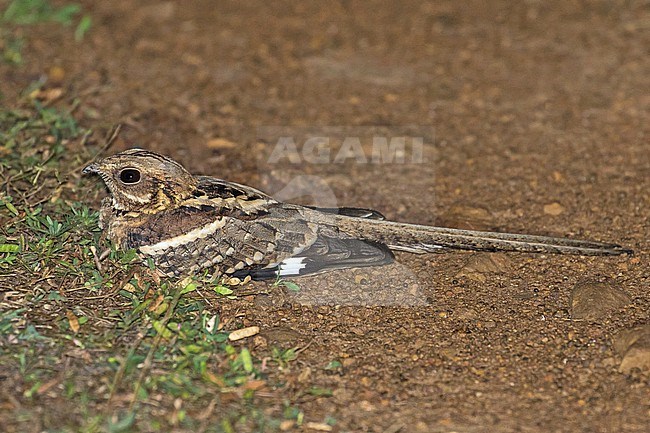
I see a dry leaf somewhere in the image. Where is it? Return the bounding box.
[66,310,80,333]
[148,293,165,312]
[243,379,267,391]
[543,202,565,216]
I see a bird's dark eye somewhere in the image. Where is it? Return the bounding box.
[119,168,141,184]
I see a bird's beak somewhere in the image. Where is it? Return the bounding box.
[82,163,99,175]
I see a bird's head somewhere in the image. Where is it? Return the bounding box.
[83,149,198,212]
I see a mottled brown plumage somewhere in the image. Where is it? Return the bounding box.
[83,149,631,279]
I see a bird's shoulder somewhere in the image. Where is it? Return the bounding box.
[193,176,272,201]
[176,176,278,219]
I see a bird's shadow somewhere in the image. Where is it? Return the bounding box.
[272,261,430,306]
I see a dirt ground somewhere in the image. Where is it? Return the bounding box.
[2,0,649,431]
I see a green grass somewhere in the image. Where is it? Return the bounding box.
[3,0,80,25]
[1,0,91,64]
[0,89,305,432]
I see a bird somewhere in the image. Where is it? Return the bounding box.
[82,149,632,280]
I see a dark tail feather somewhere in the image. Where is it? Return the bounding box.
[234,235,394,280]
[331,216,632,256]
[305,206,386,220]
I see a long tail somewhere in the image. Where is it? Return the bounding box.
[327,215,632,256]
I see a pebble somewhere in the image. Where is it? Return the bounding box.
[455,254,513,283]
[48,65,66,83]
[279,420,295,431]
[543,202,565,216]
[612,325,650,373]
[304,422,333,431]
[570,281,631,320]
[261,326,303,344]
[206,138,237,149]
[354,274,369,285]
[437,204,492,230]
[454,307,479,320]
[228,326,260,341]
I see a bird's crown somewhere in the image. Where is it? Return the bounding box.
[83,149,198,212]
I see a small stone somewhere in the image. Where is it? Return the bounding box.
[354,274,368,285]
[228,326,260,341]
[437,203,492,230]
[32,87,64,104]
[138,2,175,21]
[456,254,512,282]
[252,335,267,348]
[552,171,565,182]
[384,93,398,102]
[613,325,650,373]
[455,307,479,320]
[206,138,237,149]
[483,320,497,329]
[619,340,650,374]
[333,388,354,404]
[279,420,295,431]
[297,366,312,382]
[543,202,565,216]
[261,326,303,344]
[304,422,333,431]
[570,281,631,320]
[181,53,203,66]
[438,347,459,360]
[48,65,65,83]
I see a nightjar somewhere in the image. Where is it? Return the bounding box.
[83,149,631,280]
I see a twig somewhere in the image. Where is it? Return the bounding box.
[73,124,123,175]
[90,245,102,272]
[107,329,146,407]
[128,281,184,411]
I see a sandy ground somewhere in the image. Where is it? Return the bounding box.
[2,0,648,431]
